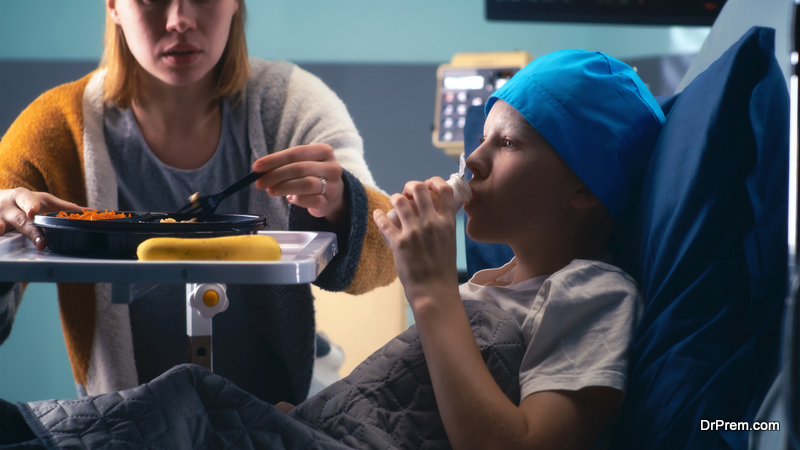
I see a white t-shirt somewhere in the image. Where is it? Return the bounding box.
[459,258,642,401]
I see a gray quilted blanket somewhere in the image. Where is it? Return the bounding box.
[15,300,524,449]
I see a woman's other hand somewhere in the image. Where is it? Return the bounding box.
[274,401,296,414]
[252,144,346,226]
[0,188,83,250]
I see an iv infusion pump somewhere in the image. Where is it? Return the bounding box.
[433,51,534,157]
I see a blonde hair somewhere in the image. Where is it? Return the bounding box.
[100,0,251,109]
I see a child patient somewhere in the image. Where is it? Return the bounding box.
[373,49,665,449]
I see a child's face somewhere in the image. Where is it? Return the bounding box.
[464,100,584,247]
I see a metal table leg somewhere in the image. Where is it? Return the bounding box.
[186,283,228,371]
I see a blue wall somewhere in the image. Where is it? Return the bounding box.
[0,0,708,403]
[0,283,73,402]
[0,0,708,63]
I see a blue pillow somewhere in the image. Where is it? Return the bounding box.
[611,26,789,449]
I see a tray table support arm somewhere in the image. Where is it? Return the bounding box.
[186,283,228,371]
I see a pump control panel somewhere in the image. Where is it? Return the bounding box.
[433,51,533,157]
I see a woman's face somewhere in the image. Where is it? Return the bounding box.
[464,100,583,247]
[107,0,239,89]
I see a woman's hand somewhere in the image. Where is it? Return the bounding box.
[252,144,346,226]
[0,188,83,250]
[274,401,296,414]
[373,177,459,306]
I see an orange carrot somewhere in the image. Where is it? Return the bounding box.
[56,209,129,220]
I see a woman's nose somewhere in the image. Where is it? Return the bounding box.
[166,0,196,33]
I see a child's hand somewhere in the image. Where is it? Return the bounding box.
[373,177,460,306]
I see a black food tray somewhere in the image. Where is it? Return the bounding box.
[34,211,267,259]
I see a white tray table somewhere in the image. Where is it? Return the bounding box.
[0,230,338,371]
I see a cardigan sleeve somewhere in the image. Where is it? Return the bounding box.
[276,65,381,191]
[0,75,90,204]
[278,66,396,294]
[290,170,395,295]
[0,75,92,345]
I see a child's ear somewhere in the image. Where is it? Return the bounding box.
[570,185,602,209]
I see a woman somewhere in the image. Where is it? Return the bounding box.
[0,0,395,404]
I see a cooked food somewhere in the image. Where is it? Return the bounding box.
[159,217,198,223]
[56,209,129,220]
[136,234,282,261]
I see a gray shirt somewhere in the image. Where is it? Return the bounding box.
[104,100,250,214]
[104,99,288,399]
[460,258,641,400]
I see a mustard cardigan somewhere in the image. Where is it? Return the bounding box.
[0,59,396,400]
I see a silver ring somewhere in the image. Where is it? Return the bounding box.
[318,177,327,195]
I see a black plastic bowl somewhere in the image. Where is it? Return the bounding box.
[34,211,268,259]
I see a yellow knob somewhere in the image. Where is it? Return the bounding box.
[202,289,219,307]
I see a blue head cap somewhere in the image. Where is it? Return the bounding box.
[485,49,665,222]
